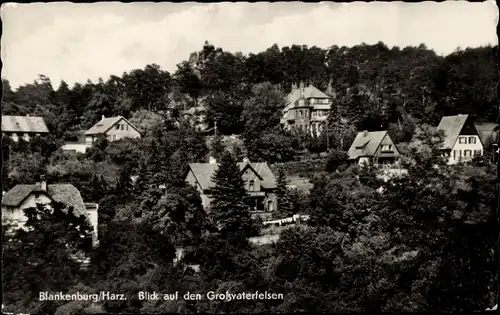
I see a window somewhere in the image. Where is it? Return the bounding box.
[381,144,393,152]
[458,137,467,144]
[126,125,129,130]
[468,137,476,144]
[453,150,456,160]
[322,99,329,104]
[474,150,481,156]
[115,124,120,130]
[121,124,125,130]
[464,150,472,157]
[249,180,255,191]
[112,135,117,141]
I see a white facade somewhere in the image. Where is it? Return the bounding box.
[85,119,141,145]
[446,135,483,164]
[2,192,99,246]
[61,143,91,153]
[2,192,52,227]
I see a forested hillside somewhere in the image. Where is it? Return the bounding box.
[2,41,499,314]
[3,41,498,138]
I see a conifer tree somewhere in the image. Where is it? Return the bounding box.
[211,132,225,160]
[209,150,253,239]
[275,166,294,218]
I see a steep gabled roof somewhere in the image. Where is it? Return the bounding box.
[2,184,91,224]
[187,162,277,191]
[347,131,389,160]
[2,116,49,133]
[286,85,330,106]
[84,116,141,135]
[436,114,470,150]
[474,122,498,146]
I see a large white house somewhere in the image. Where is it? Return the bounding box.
[1,177,99,246]
[2,115,49,142]
[437,114,483,164]
[281,82,332,136]
[84,115,141,145]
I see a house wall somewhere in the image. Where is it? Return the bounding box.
[264,192,277,212]
[61,143,91,153]
[374,134,400,162]
[2,193,52,229]
[85,135,95,145]
[449,135,483,164]
[4,132,42,142]
[87,209,98,237]
[241,168,262,191]
[105,120,141,142]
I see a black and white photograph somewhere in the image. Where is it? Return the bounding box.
[1,1,499,313]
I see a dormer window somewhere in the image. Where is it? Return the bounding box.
[381,144,393,152]
[249,180,255,191]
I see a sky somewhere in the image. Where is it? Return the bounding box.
[1,1,498,89]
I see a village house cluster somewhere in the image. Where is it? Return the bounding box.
[2,83,498,243]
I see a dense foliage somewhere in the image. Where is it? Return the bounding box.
[2,41,499,314]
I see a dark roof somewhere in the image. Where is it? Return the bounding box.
[347,131,389,160]
[2,115,49,133]
[474,122,498,146]
[84,116,141,135]
[437,114,469,150]
[286,85,329,106]
[187,162,277,191]
[2,184,90,223]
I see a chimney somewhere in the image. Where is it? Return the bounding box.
[40,175,47,191]
[243,157,249,163]
[209,156,217,164]
[363,130,368,137]
[299,81,305,98]
[291,83,297,93]
[101,115,105,120]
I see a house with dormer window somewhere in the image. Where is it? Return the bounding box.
[184,157,277,218]
[281,82,332,136]
[84,115,141,145]
[347,130,400,166]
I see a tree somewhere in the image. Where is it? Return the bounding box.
[128,110,164,135]
[242,83,287,159]
[178,120,209,162]
[205,91,245,135]
[211,133,225,160]
[88,220,175,313]
[325,149,349,172]
[143,184,208,247]
[174,61,203,103]
[274,166,294,218]
[3,202,93,314]
[209,151,254,240]
[248,127,302,163]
